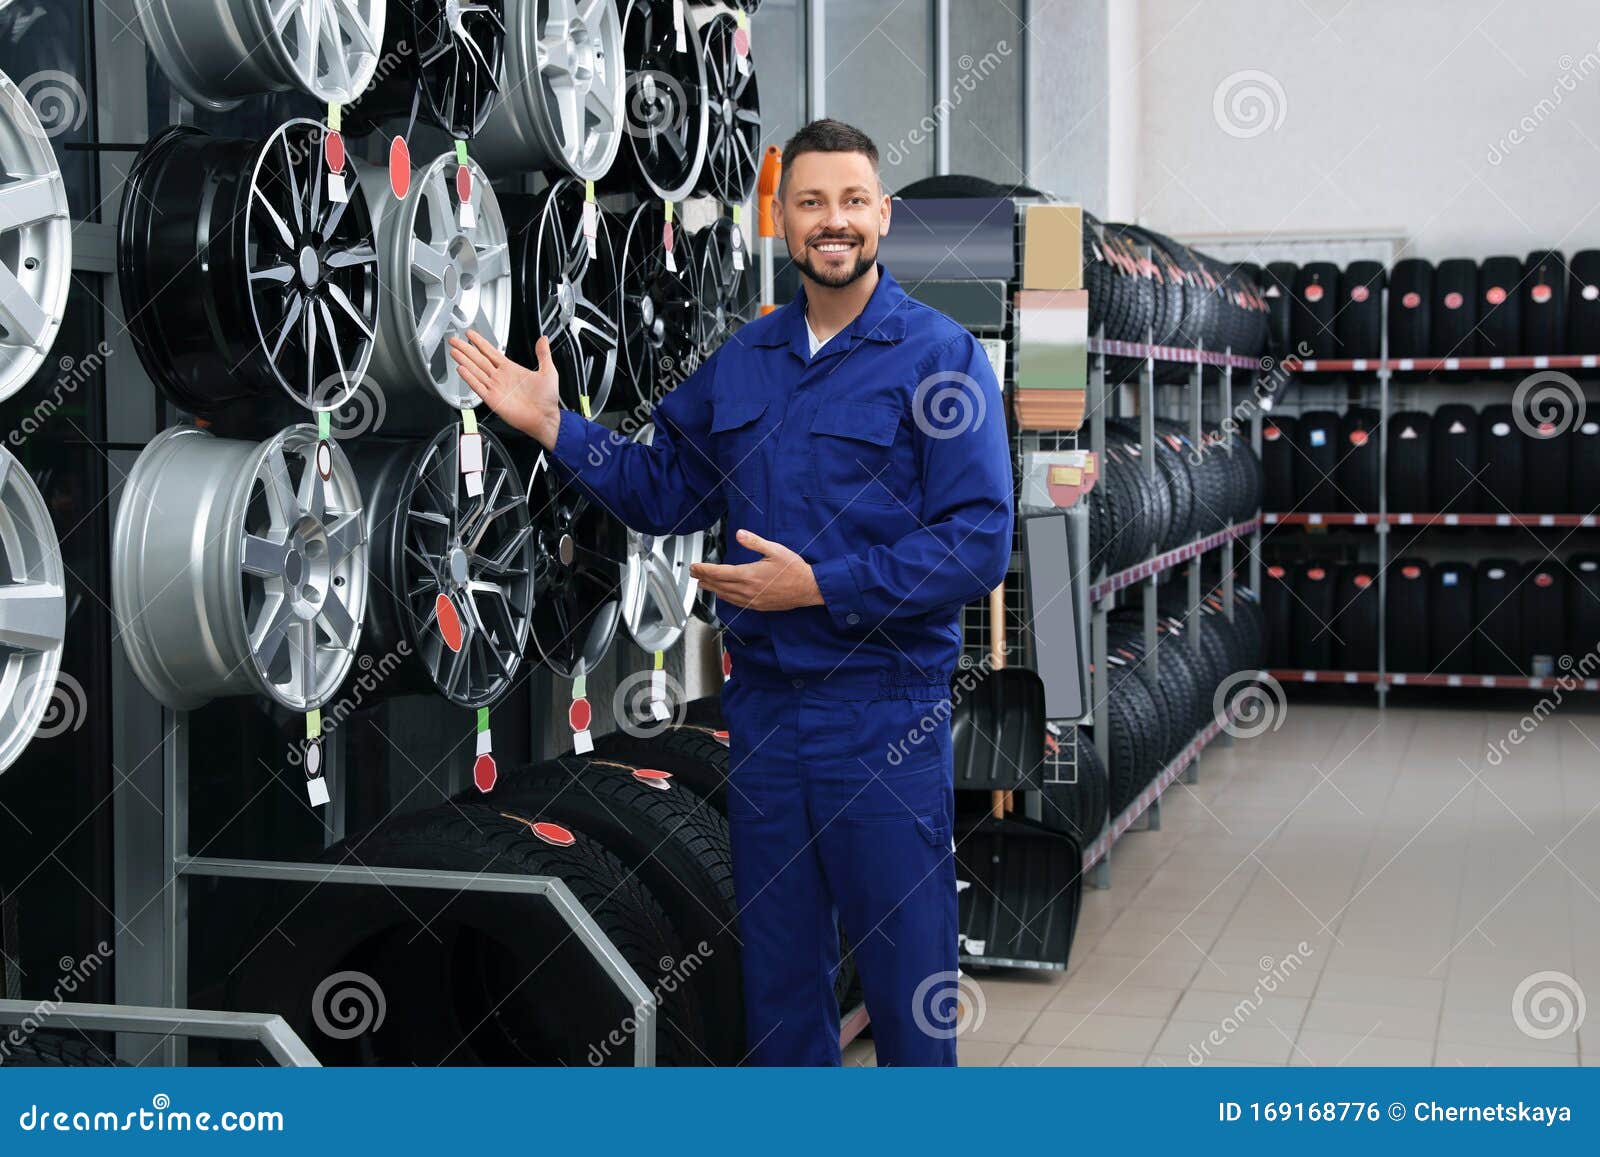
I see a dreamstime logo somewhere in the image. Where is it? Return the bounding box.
[311,970,387,1040]
[1215,670,1286,739]
[912,371,986,440]
[1212,70,1287,138]
[883,41,1014,167]
[911,970,985,1039]
[613,668,687,739]
[1512,369,1585,438]
[311,372,387,438]
[1485,644,1600,765]
[18,670,88,739]
[1188,942,1313,1065]
[9,341,112,446]
[586,939,713,1065]
[286,642,411,766]
[4,71,88,140]
[0,940,113,1061]
[622,69,689,141]
[1512,970,1586,1040]
[1488,48,1600,164]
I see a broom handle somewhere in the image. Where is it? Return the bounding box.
[988,585,1008,820]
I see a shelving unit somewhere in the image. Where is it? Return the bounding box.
[1267,513,1600,527]
[1267,669,1600,692]
[1080,332,1263,887]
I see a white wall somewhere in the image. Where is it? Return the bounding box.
[1131,0,1600,260]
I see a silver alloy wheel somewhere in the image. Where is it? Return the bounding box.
[619,423,701,653]
[474,0,626,180]
[113,425,368,713]
[138,0,387,109]
[0,71,71,403]
[0,447,66,773]
[360,153,513,408]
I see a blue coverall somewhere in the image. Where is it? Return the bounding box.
[550,264,1014,1065]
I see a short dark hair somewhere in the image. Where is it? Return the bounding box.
[778,119,880,195]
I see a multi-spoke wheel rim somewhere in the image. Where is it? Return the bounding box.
[527,450,623,678]
[692,218,754,355]
[113,425,368,712]
[0,447,66,773]
[363,153,511,408]
[699,12,761,204]
[619,424,701,652]
[0,71,71,403]
[348,1,507,138]
[610,0,708,200]
[119,120,380,415]
[616,200,701,411]
[138,0,387,109]
[475,0,626,180]
[510,178,620,414]
[357,427,534,707]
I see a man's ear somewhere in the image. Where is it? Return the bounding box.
[879,190,892,237]
[770,196,785,241]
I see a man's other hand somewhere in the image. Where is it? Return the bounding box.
[449,330,563,449]
[691,530,825,611]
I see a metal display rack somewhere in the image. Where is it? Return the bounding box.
[1264,288,1600,701]
[1080,332,1264,887]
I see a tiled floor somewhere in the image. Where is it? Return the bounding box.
[842,702,1600,1067]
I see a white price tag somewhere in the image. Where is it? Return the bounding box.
[650,667,670,720]
[464,470,484,498]
[459,431,484,474]
[477,728,494,757]
[328,171,348,204]
[582,199,598,260]
[674,0,686,50]
[573,728,594,755]
[459,200,476,230]
[307,775,331,807]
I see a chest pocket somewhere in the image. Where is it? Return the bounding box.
[807,401,905,506]
[709,399,771,506]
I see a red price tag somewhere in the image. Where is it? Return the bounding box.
[389,136,411,199]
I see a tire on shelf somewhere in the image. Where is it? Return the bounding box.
[138,0,386,108]
[1475,255,1523,360]
[1337,406,1381,513]
[1335,563,1379,672]
[1566,554,1600,661]
[1336,260,1385,373]
[117,120,381,416]
[473,0,627,180]
[0,1034,122,1067]
[1262,563,1294,668]
[1290,262,1339,361]
[350,426,534,708]
[343,1,506,139]
[1290,562,1336,671]
[1386,559,1430,674]
[112,425,368,712]
[463,755,743,1064]
[1521,564,1566,674]
[1428,561,1475,674]
[1261,416,1297,513]
[1520,396,1572,514]
[1570,412,1600,514]
[1262,261,1297,359]
[1292,410,1340,513]
[1387,410,1432,513]
[1566,250,1600,354]
[1430,403,1480,513]
[1477,402,1526,513]
[1473,559,1523,675]
[1388,258,1433,373]
[230,802,709,1065]
[591,725,730,813]
[1522,250,1569,356]
[1432,258,1478,358]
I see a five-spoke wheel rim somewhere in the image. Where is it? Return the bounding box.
[364,152,512,408]
[620,424,701,653]
[0,447,66,773]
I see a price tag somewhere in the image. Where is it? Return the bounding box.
[324,114,348,204]
[663,201,677,273]
[455,148,476,230]
[674,0,686,51]
[473,707,497,793]
[305,709,328,807]
[306,773,330,808]
[583,180,598,260]
[459,409,484,496]
[734,12,751,74]
[570,674,593,754]
[650,651,670,721]
[314,417,335,500]
[328,170,348,203]
[579,394,592,419]
[731,206,746,271]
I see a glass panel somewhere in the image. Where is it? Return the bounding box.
[0,0,97,220]
[947,0,1026,182]
[750,0,807,157]
[823,0,935,190]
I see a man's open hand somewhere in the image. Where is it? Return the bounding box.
[691,529,824,611]
[449,330,563,449]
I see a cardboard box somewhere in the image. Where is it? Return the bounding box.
[1021,204,1085,290]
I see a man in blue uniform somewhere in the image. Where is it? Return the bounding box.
[450,119,1013,1066]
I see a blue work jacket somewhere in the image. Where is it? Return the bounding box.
[550,264,1014,699]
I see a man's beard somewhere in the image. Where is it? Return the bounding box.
[791,233,876,288]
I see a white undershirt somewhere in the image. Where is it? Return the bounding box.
[806,317,826,357]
